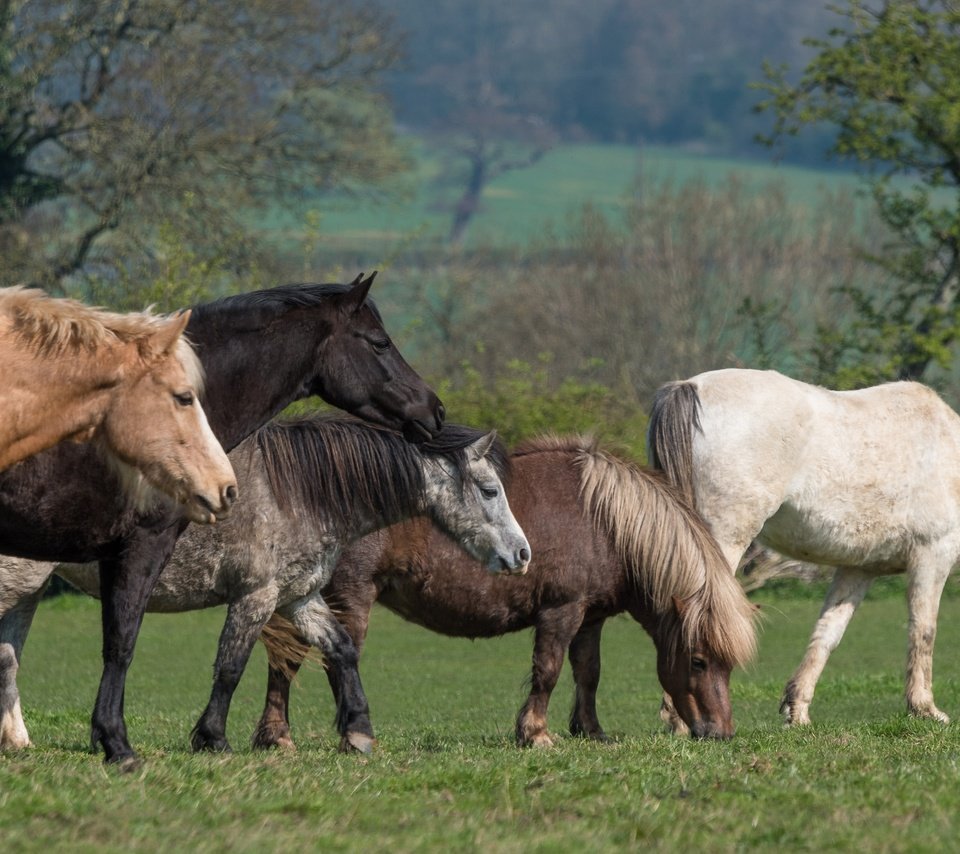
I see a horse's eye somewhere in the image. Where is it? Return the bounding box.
[480,485,499,500]
[691,657,708,673]
[371,339,390,354]
[174,391,194,407]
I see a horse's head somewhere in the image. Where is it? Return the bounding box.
[423,428,531,574]
[651,595,739,740]
[102,311,238,525]
[310,272,444,443]
[655,645,734,740]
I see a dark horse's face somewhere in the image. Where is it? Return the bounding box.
[656,644,734,740]
[312,273,444,442]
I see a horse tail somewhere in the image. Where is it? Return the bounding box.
[647,380,702,507]
[259,613,318,680]
[578,444,757,669]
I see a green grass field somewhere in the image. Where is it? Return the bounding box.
[4,584,960,851]
[267,142,864,259]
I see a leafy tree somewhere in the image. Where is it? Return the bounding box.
[757,0,960,384]
[0,0,407,295]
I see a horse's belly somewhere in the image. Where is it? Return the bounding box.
[377,575,531,638]
[758,503,913,570]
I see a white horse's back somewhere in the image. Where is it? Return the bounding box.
[648,367,960,726]
[688,369,960,569]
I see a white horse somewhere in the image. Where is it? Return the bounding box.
[0,416,530,753]
[648,367,960,726]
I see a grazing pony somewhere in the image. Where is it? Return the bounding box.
[251,435,757,750]
[0,287,236,521]
[648,368,960,726]
[0,417,529,754]
[0,272,444,766]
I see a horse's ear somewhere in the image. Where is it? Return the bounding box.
[340,270,377,315]
[469,430,498,461]
[142,310,190,360]
[672,595,690,618]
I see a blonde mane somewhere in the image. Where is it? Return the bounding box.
[528,434,757,668]
[0,286,204,388]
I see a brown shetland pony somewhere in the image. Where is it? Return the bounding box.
[0,287,236,522]
[255,435,758,749]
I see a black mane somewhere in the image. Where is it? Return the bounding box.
[191,281,383,324]
[255,415,504,533]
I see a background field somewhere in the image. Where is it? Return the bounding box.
[269,142,864,259]
[4,582,960,851]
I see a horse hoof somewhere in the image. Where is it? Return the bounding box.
[911,707,950,725]
[342,732,376,754]
[198,741,232,753]
[0,733,31,751]
[108,754,143,773]
[192,735,232,753]
[522,732,554,748]
[251,730,296,751]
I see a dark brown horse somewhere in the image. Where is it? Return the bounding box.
[254,435,758,749]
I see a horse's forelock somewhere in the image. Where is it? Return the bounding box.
[421,423,511,483]
[577,445,757,669]
[174,336,205,394]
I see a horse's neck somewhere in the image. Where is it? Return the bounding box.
[0,333,125,468]
[189,309,330,451]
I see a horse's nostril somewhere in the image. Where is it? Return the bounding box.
[224,485,238,505]
[435,402,446,427]
[519,547,530,564]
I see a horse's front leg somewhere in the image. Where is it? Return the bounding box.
[905,554,953,724]
[568,619,610,742]
[277,594,375,754]
[780,567,872,726]
[192,585,279,752]
[92,526,182,768]
[517,605,585,748]
[1,570,53,750]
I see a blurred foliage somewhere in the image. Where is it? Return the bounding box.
[434,356,649,460]
[756,0,960,386]
[0,0,407,291]
[387,0,838,160]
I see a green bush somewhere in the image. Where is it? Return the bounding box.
[433,356,649,460]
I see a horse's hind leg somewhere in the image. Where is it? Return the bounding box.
[568,619,609,741]
[0,579,50,750]
[192,586,279,752]
[278,594,375,754]
[252,615,309,751]
[517,605,585,748]
[905,554,953,723]
[781,567,872,726]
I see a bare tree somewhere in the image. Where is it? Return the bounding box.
[0,0,407,293]
[442,108,554,246]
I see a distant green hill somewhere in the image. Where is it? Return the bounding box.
[262,141,865,260]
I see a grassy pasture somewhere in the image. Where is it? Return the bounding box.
[268,142,863,258]
[4,584,960,851]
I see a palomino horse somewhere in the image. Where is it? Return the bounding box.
[648,368,960,726]
[249,435,757,750]
[0,417,529,754]
[0,287,236,522]
[0,272,444,766]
